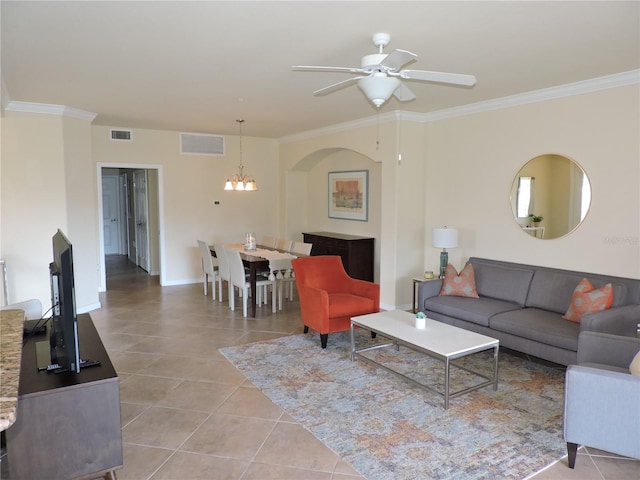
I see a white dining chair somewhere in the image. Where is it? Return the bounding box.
[213,243,235,304]
[267,257,294,311]
[283,241,312,300]
[276,238,293,251]
[224,247,276,316]
[261,235,277,248]
[197,240,222,301]
[290,241,312,256]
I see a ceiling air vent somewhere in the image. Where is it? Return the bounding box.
[180,133,225,156]
[110,129,132,141]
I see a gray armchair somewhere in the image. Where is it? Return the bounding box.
[563,331,640,468]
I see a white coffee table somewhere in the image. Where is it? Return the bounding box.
[350,310,499,409]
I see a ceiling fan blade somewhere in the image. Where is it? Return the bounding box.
[380,49,417,71]
[393,83,416,102]
[292,65,365,74]
[400,69,477,86]
[313,76,365,96]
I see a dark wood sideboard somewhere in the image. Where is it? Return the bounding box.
[303,231,374,281]
[6,314,122,480]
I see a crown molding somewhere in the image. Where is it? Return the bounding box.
[278,70,640,142]
[422,69,640,122]
[5,101,97,122]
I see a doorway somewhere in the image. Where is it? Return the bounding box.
[97,164,164,292]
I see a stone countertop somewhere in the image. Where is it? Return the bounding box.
[0,309,24,431]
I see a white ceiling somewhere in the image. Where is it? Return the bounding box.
[2,1,639,139]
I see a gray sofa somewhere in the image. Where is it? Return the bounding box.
[417,257,640,365]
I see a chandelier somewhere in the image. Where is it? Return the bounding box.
[224,119,257,191]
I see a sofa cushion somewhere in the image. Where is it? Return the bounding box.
[439,263,479,298]
[489,308,580,351]
[424,296,521,327]
[526,270,625,314]
[562,279,613,322]
[328,293,376,318]
[470,260,534,306]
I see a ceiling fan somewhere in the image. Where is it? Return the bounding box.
[292,33,476,108]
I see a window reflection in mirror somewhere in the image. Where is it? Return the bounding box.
[510,154,591,240]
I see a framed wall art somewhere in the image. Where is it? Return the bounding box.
[328,170,368,221]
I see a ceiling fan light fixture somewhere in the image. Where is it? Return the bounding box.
[358,74,401,107]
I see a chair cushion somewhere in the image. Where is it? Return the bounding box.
[328,293,376,318]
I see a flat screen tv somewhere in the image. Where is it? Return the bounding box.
[48,229,81,373]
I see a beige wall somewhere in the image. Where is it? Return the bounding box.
[1,83,638,313]
[424,84,639,279]
[92,125,280,285]
[0,112,100,311]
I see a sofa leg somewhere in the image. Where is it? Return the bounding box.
[303,325,309,333]
[567,442,578,469]
[371,332,377,339]
[320,334,328,348]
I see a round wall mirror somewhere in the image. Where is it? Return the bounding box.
[510,154,591,240]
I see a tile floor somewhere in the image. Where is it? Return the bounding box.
[2,255,638,479]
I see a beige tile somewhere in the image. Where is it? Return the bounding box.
[528,455,603,480]
[149,451,249,480]
[155,380,237,412]
[120,402,149,427]
[180,413,275,460]
[216,385,283,420]
[241,462,332,480]
[117,443,173,480]
[591,455,640,480]
[122,406,208,449]
[139,356,246,384]
[118,374,182,404]
[333,459,363,476]
[109,350,162,374]
[253,422,339,472]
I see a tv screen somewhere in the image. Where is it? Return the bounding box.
[49,229,81,373]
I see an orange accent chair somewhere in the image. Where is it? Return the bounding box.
[291,255,380,348]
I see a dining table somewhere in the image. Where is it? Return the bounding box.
[210,244,300,318]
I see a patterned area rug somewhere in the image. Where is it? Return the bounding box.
[220,331,566,480]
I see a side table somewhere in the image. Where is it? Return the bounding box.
[412,277,439,312]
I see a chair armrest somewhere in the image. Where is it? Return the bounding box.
[580,304,640,337]
[296,284,331,330]
[417,279,443,312]
[348,279,380,309]
[564,365,640,460]
[577,331,640,368]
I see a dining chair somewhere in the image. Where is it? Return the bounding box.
[276,238,293,251]
[212,243,235,303]
[290,241,312,256]
[224,247,276,316]
[197,240,222,301]
[261,235,277,248]
[282,241,312,300]
[268,257,294,311]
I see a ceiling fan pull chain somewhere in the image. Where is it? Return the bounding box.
[376,110,380,150]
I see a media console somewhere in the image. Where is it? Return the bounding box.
[6,313,122,479]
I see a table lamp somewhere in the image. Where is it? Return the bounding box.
[433,227,458,278]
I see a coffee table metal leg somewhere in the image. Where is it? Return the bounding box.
[350,322,355,361]
[445,358,451,409]
[493,346,499,390]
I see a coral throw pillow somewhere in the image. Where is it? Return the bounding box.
[562,278,613,323]
[440,263,479,298]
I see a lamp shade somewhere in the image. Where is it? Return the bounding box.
[433,227,458,249]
